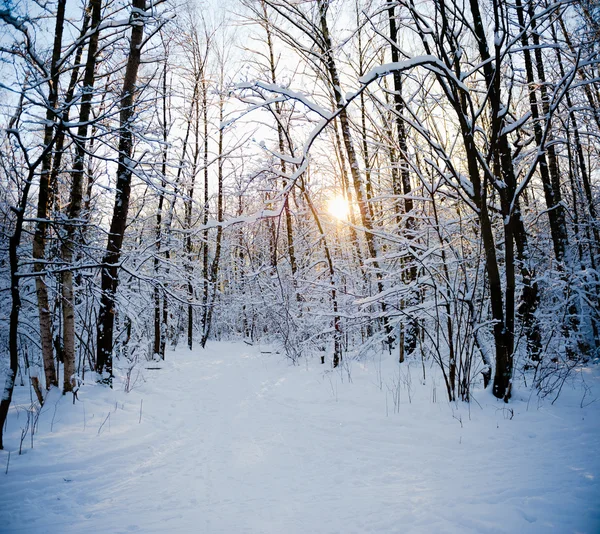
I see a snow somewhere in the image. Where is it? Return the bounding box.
[500,112,531,137]
[360,56,470,95]
[235,81,333,120]
[1,341,599,533]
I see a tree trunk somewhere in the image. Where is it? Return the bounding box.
[515,0,568,263]
[201,87,225,348]
[1,92,46,448]
[550,22,600,350]
[154,55,170,360]
[317,0,393,349]
[201,72,210,347]
[33,0,67,390]
[387,0,418,357]
[262,2,299,289]
[96,0,146,382]
[186,79,201,350]
[49,1,92,207]
[61,0,102,393]
[299,179,342,367]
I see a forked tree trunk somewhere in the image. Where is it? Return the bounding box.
[184,28,208,349]
[61,0,102,393]
[49,1,92,205]
[186,78,201,350]
[464,0,517,400]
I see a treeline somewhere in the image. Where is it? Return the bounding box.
[1,0,599,447]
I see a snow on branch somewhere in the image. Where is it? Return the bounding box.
[235,81,333,120]
[358,55,470,94]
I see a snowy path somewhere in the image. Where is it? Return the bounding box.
[1,342,599,533]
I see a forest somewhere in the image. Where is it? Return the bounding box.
[0,0,599,530]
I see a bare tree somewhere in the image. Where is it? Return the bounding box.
[96,0,148,383]
[60,0,103,393]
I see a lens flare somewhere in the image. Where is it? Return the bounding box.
[327,195,350,221]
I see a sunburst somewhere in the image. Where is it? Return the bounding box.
[327,195,350,221]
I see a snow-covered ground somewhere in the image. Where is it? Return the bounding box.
[1,341,599,533]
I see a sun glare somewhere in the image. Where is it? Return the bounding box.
[327,195,350,221]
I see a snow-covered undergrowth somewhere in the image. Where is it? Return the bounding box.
[1,341,599,533]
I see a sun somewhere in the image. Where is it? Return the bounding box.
[327,195,350,221]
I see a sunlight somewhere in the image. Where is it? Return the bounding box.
[327,195,350,221]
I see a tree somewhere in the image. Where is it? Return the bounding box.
[96,0,148,383]
[60,0,103,393]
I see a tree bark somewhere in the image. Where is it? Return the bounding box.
[201,70,210,347]
[96,0,146,382]
[515,0,568,262]
[1,92,49,448]
[262,2,299,287]
[154,55,169,360]
[299,178,343,367]
[33,0,67,390]
[387,0,418,358]
[317,0,394,349]
[201,84,225,348]
[61,0,102,393]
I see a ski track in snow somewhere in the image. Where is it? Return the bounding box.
[1,341,599,533]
